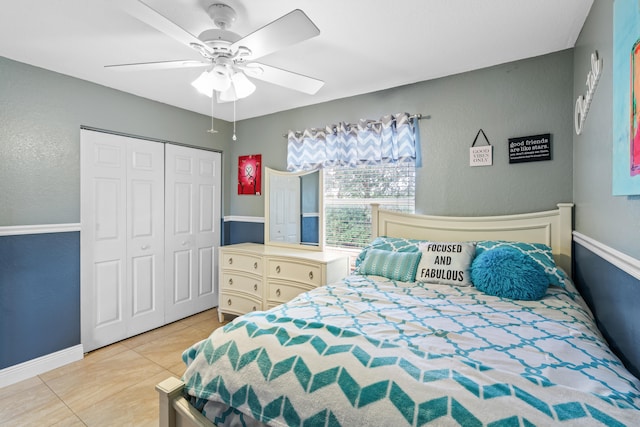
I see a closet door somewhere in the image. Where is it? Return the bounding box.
[81,130,165,352]
[126,139,166,336]
[165,145,221,323]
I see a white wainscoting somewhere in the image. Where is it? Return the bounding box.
[224,216,264,223]
[0,223,81,236]
[573,231,640,281]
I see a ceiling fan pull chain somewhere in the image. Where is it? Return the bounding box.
[232,97,237,141]
[207,89,218,134]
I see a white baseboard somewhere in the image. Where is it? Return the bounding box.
[0,345,84,388]
[573,231,640,281]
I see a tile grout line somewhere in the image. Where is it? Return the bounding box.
[39,376,89,426]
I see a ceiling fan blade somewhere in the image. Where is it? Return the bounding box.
[113,0,212,56]
[240,63,324,95]
[105,60,209,71]
[231,9,320,61]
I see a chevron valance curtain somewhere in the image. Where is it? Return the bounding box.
[287,113,422,171]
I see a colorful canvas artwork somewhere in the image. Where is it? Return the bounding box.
[613,0,640,195]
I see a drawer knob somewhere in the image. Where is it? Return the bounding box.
[309,271,314,280]
[227,299,232,306]
[276,265,281,274]
[253,262,258,269]
[228,257,233,265]
[254,283,258,291]
[276,288,281,297]
[228,278,233,286]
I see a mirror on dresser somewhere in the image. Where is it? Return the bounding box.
[264,167,323,250]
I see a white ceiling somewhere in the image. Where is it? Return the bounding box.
[0,0,593,122]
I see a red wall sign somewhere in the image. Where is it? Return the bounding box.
[238,154,261,195]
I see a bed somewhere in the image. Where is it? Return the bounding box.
[157,203,640,426]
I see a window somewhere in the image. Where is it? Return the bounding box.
[324,162,415,251]
[286,112,421,263]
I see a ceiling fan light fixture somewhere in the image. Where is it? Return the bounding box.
[231,72,256,98]
[211,71,232,91]
[219,72,256,101]
[212,63,227,77]
[191,67,232,96]
[191,70,215,96]
[219,85,236,102]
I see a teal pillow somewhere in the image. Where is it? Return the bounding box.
[471,247,549,300]
[355,236,427,268]
[475,240,568,288]
[356,249,422,282]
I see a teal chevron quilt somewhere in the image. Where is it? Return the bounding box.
[182,276,640,426]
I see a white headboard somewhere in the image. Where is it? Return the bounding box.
[371,203,574,276]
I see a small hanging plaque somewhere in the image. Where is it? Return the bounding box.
[508,134,551,164]
[470,129,493,167]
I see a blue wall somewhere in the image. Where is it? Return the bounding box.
[0,232,80,369]
[573,243,640,379]
[223,217,317,246]
[301,216,319,245]
[224,221,264,245]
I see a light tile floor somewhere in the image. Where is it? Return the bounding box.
[0,308,227,426]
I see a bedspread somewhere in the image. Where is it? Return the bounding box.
[181,276,640,426]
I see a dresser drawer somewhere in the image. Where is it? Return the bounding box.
[220,272,262,297]
[221,252,262,275]
[267,259,321,286]
[220,293,261,315]
[268,281,313,304]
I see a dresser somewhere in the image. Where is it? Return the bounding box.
[218,243,350,322]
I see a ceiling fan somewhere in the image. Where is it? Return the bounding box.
[108,0,324,101]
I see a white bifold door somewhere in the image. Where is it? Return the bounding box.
[81,130,221,352]
[164,144,221,323]
[81,130,165,351]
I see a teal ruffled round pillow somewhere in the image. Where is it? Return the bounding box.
[471,247,549,300]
